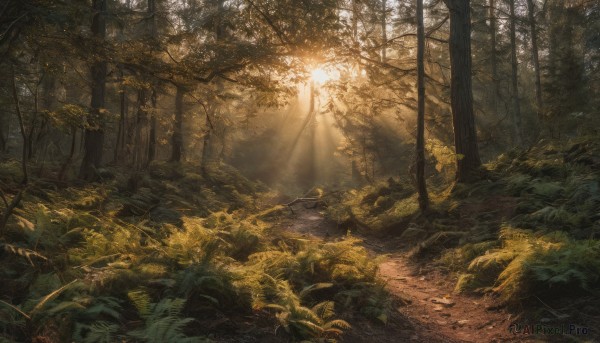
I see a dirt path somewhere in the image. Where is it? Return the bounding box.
[279,206,526,343]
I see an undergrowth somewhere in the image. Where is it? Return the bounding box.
[0,161,388,342]
[438,137,600,307]
[329,136,600,311]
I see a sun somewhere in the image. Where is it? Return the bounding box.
[310,67,339,84]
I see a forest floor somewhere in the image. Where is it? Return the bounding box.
[278,204,533,343]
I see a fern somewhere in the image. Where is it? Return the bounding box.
[127,291,208,343]
[266,281,350,340]
[73,321,119,343]
[457,226,600,302]
[1,243,47,266]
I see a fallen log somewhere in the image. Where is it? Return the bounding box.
[285,197,320,213]
[285,197,319,207]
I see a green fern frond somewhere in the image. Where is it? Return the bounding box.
[1,243,47,266]
[311,301,335,321]
[74,321,119,343]
[299,283,334,299]
[127,296,208,343]
[127,290,152,318]
[290,319,324,336]
[29,279,79,318]
[323,319,351,330]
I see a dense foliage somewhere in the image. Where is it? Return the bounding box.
[1,0,598,341]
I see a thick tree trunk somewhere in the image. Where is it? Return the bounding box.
[170,85,185,162]
[509,0,523,146]
[444,0,481,183]
[527,0,543,124]
[79,0,107,181]
[201,0,226,173]
[416,0,429,211]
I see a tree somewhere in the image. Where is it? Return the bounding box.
[381,0,388,63]
[79,0,108,180]
[416,0,428,210]
[526,0,543,124]
[170,85,186,162]
[544,0,588,137]
[508,0,523,145]
[443,0,481,182]
[489,0,499,114]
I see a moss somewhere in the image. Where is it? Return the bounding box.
[0,159,24,183]
[454,273,484,293]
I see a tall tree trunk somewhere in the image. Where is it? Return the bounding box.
[215,0,225,40]
[0,127,5,153]
[509,0,523,146]
[307,81,316,187]
[201,0,225,173]
[114,68,127,163]
[148,90,157,164]
[489,0,499,113]
[351,158,361,184]
[26,81,39,160]
[36,74,54,162]
[416,0,429,211]
[352,0,358,43]
[201,110,213,172]
[381,0,387,63]
[444,0,481,183]
[527,0,543,126]
[133,88,149,170]
[146,0,157,165]
[59,126,77,181]
[11,71,28,185]
[79,0,107,181]
[0,108,7,152]
[170,85,185,162]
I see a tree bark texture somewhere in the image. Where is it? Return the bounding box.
[381,0,387,63]
[444,0,481,182]
[416,0,429,210]
[114,70,127,163]
[133,88,149,170]
[527,0,543,123]
[11,71,28,184]
[79,0,107,181]
[170,85,185,162]
[489,0,499,113]
[148,90,157,163]
[509,0,523,145]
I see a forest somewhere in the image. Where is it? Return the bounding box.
[0,0,598,342]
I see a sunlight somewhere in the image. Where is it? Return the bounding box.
[310,67,339,84]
